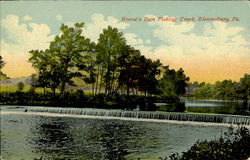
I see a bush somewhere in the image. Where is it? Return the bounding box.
[17,82,24,91]
[161,126,250,160]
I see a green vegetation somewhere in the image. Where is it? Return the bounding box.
[0,22,188,110]
[0,90,173,111]
[0,23,189,111]
[28,23,189,99]
[0,56,8,79]
[188,74,250,102]
[160,126,250,160]
[185,75,250,115]
[1,23,249,114]
[0,85,60,94]
[17,82,24,91]
[157,66,189,97]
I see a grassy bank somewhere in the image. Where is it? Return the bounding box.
[0,88,182,112]
[1,85,248,115]
[0,85,60,94]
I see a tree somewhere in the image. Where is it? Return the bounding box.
[157,66,189,97]
[51,23,94,94]
[137,57,162,96]
[96,26,126,95]
[82,49,97,95]
[29,23,94,95]
[0,56,8,79]
[214,80,236,100]
[117,45,141,95]
[236,74,250,110]
[29,50,52,95]
[193,83,215,99]
[17,82,24,91]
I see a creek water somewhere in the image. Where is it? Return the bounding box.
[180,98,248,108]
[1,105,242,160]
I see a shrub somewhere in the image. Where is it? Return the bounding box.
[161,126,250,160]
[17,82,24,91]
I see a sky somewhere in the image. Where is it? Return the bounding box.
[0,1,250,83]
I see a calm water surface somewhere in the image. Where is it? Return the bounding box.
[1,107,227,160]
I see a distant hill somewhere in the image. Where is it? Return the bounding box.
[0,77,32,86]
[0,77,93,90]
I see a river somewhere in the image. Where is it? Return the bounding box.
[0,105,236,160]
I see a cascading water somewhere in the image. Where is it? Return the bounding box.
[25,107,250,125]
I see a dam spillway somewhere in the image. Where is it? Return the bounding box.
[24,107,250,125]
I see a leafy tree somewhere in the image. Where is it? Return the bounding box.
[96,26,126,95]
[157,66,189,97]
[29,23,94,95]
[50,23,94,94]
[82,49,97,95]
[117,45,141,95]
[235,74,250,111]
[237,74,250,102]
[137,57,162,96]
[193,83,215,99]
[29,50,52,95]
[199,82,206,87]
[17,82,24,91]
[214,80,236,100]
[0,56,8,79]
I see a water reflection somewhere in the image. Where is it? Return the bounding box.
[87,122,141,159]
[1,112,226,160]
[28,117,74,159]
[27,116,152,160]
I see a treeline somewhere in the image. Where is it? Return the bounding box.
[0,90,164,111]
[28,23,189,98]
[186,74,250,102]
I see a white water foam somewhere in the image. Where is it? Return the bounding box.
[1,111,250,128]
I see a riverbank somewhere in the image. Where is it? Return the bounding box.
[1,90,250,116]
[0,90,184,112]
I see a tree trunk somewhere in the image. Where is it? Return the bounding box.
[127,83,130,96]
[111,57,117,94]
[53,87,56,97]
[106,51,111,95]
[60,81,66,95]
[92,82,94,95]
[95,65,100,95]
[43,87,46,96]
[99,68,104,94]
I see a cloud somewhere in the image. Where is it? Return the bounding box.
[138,15,250,82]
[145,40,151,44]
[1,15,54,78]
[82,13,130,42]
[1,15,54,48]
[23,15,32,21]
[56,15,63,21]
[124,33,143,45]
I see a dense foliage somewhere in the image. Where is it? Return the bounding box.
[187,74,250,102]
[28,23,189,98]
[0,90,179,111]
[0,56,8,79]
[185,75,250,114]
[17,82,24,91]
[161,126,250,160]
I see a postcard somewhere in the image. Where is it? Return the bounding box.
[0,1,250,160]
